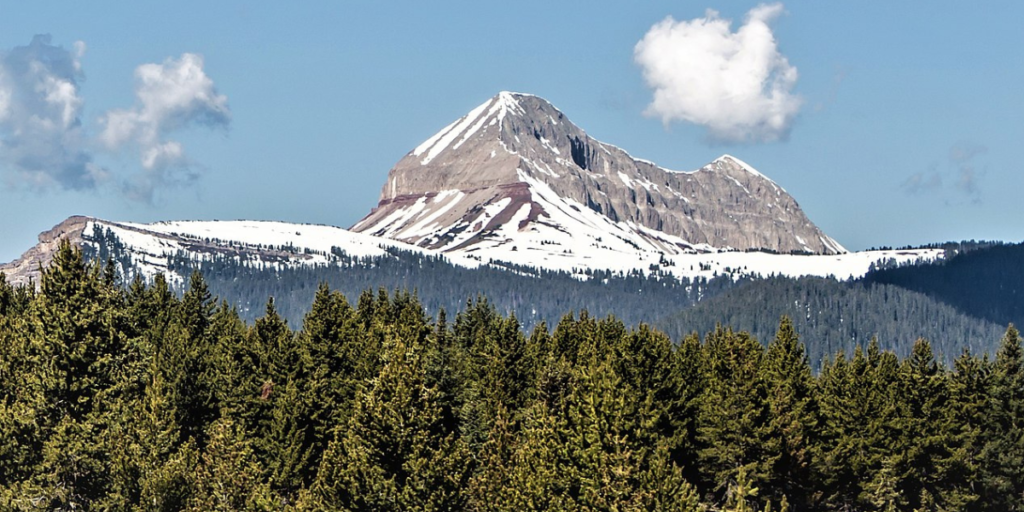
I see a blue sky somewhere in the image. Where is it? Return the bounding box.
[1,1,1022,262]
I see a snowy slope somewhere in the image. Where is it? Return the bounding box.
[71,218,941,288]
[354,92,846,259]
[82,219,480,287]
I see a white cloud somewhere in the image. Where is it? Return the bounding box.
[100,53,229,202]
[0,35,103,190]
[0,38,230,202]
[634,3,802,143]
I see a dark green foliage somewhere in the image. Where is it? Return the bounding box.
[695,326,769,501]
[307,333,472,511]
[760,317,818,508]
[662,275,1004,368]
[3,250,1024,511]
[864,242,1024,328]
[980,325,1024,510]
[160,243,732,331]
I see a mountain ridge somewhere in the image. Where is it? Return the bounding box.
[2,91,940,290]
[353,91,844,260]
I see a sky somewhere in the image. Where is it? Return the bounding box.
[1,1,1022,262]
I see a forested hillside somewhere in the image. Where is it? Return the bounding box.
[863,241,1024,328]
[2,242,1023,511]
[154,247,738,330]
[659,276,1005,367]
[79,223,1020,367]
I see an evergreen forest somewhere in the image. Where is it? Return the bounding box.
[82,226,1023,367]
[3,242,1024,511]
[661,276,1006,368]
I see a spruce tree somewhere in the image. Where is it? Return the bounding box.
[980,324,1024,510]
[309,332,472,511]
[696,326,768,504]
[760,316,818,508]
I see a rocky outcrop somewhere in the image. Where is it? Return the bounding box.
[0,215,92,287]
[353,92,844,255]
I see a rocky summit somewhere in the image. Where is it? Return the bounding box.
[352,91,845,258]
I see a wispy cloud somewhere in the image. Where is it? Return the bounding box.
[0,35,107,190]
[901,167,942,195]
[634,3,801,143]
[901,142,987,204]
[101,53,231,202]
[949,143,986,198]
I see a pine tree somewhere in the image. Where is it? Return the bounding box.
[133,368,197,511]
[673,332,704,487]
[760,316,818,508]
[945,349,988,512]
[188,418,276,511]
[696,326,768,503]
[498,399,573,511]
[568,360,698,511]
[466,404,518,511]
[0,294,37,491]
[893,338,967,510]
[20,241,127,507]
[980,324,1024,510]
[309,332,472,511]
[169,271,220,446]
[294,283,363,489]
[864,456,904,512]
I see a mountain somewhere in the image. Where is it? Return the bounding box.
[0,91,948,332]
[1,92,942,294]
[353,91,845,274]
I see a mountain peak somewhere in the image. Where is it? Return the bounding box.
[713,154,768,180]
[410,91,560,166]
[355,92,846,257]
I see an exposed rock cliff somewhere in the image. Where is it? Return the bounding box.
[0,215,92,287]
[352,92,844,256]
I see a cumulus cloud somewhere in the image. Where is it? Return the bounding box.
[0,35,107,190]
[101,53,230,202]
[634,3,802,143]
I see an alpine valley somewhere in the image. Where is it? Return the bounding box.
[2,92,1020,363]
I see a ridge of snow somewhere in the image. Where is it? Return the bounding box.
[710,154,785,194]
[415,99,492,164]
[82,217,938,289]
[716,154,766,179]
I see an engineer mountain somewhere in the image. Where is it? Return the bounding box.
[2,91,935,289]
[353,92,844,258]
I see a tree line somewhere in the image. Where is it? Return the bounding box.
[1,241,1023,511]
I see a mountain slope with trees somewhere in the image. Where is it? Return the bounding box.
[863,241,1024,328]
[659,276,1006,367]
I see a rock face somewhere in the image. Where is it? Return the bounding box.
[0,215,92,287]
[352,92,844,256]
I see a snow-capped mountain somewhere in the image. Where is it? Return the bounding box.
[0,91,943,289]
[352,91,845,272]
